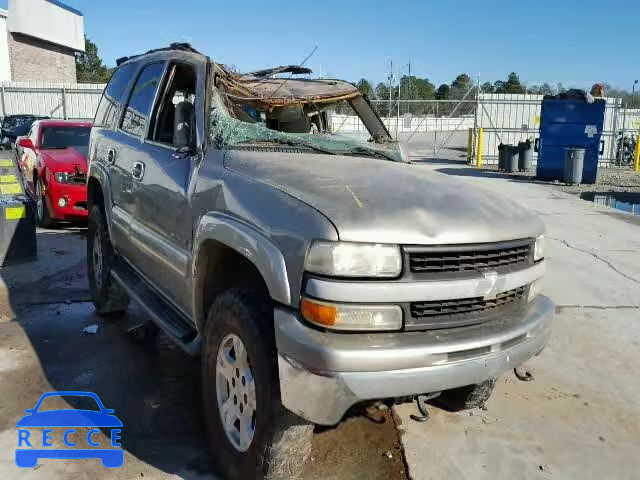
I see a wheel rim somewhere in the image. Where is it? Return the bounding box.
[215,333,256,452]
[92,229,103,289]
[35,181,43,222]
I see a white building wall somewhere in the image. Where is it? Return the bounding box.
[0,11,11,81]
[7,0,84,52]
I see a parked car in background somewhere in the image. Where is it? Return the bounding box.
[1,114,48,150]
[18,119,92,227]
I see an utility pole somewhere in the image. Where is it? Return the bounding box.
[407,61,411,114]
[396,64,400,140]
[388,60,394,124]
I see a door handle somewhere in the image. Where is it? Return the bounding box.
[132,161,145,181]
[107,148,116,164]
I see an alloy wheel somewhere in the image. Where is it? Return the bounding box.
[215,333,257,452]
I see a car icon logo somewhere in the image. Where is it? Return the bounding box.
[16,391,123,468]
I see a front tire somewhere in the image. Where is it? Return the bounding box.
[202,289,312,479]
[35,178,55,228]
[87,205,129,315]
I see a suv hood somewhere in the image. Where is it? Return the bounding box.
[225,151,544,245]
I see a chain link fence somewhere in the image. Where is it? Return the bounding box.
[328,97,476,159]
[328,92,640,170]
[0,80,636,170]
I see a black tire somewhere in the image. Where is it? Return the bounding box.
[436,378,497,411]
[87,204,129,315]
[202,288,312,480]
[35,178,55,228]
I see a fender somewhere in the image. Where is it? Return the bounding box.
[88,162,115,242]
[192,212,292,307]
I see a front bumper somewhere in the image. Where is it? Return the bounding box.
[276,295,554,425]
[46,181,88,220]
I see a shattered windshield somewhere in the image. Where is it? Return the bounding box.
[208,71,403,162]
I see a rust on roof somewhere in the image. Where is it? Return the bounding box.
[212,63,360,110]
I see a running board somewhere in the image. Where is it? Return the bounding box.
[111,261,201,355]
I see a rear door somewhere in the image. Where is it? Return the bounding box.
[91,63,138,254]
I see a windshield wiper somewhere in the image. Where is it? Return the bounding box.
[42,146,68,150]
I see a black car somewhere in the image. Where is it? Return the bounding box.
[1,114,49,149]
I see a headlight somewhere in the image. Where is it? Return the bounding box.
[301,297,402,331]
[534,235,544,261]
[54,172,74,183]
[304,241,402,278]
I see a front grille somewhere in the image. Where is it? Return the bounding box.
[408,242,532,274]
[68,173,86,185]
[410,286,526,320]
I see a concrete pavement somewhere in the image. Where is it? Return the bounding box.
[394,162,640,480]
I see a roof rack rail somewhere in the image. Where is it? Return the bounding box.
[116,42,202,66]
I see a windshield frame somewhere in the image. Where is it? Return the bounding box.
[207,70,405,162]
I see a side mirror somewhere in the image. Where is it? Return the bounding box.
[172,145,197,159]
[18,137,34,149]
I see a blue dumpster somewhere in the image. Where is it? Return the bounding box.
[536,98,606,184]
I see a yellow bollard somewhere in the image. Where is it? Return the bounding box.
[476,128,484,168]
[635,134,640,173]
[467,128,473,163]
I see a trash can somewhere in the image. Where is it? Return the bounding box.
[505,145,519,173]
[498,143,507,171]
[563,148,585,185]
[0,157,37,266]
[518,140,533,171]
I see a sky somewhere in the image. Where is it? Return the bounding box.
[2,0,638,90]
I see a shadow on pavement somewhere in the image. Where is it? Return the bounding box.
[0,228,216,478]
[436,166,535,182]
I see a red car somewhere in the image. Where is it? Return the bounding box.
[17,120,91,227]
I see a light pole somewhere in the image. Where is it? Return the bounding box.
[632,79,638,107]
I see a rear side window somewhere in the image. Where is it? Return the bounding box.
[120,62,165,137]
[94,63,136,127]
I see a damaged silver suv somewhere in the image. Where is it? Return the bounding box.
[87,44,553,479]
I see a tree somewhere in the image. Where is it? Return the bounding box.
[451,73,472,91]
[435,84,451,99]
[399,75,435,100]
[481,82,495,93]
[374,82,391,100]
[493,80,506,93]
[76,36,113,83]
[504,72,525,94]
[356,78,373,96]
[529,83,554,95]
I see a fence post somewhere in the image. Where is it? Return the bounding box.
[467,128,473,162]
[0,85,5,117]
[476,127,484,167]
[433,102,438,157]
[634,132,640,173]
[61,86,67,119]
[472,75,481,164]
